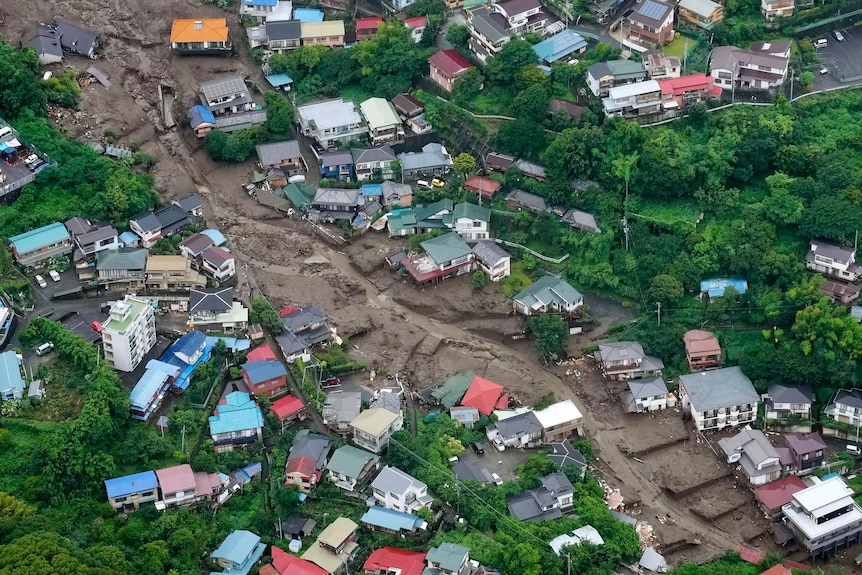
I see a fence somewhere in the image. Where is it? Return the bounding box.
[491,238,569,264]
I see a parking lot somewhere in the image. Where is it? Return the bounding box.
[817,28,862,83]
[458,441,536,482]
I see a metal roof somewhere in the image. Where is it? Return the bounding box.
[472,241,509,266]
[362,506,426,532]
[326,444,379,477]
[9,222,70,254]
[242,359,287,384]
[200,75,248,102]
[209,391,264,435]
[256,140,301,166]
[421,232,472,265]
[104,470,159,499]
[679,366,758,413]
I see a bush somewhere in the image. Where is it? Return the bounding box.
[472,270,487,290]
[204,127,265,162]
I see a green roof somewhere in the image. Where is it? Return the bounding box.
[421,232,472,265]
[414,198,453,222]
[609,59,647,80]
[453,202,490,222]
[8,222,70,253]
[326,445,379,478]
[431,371,474,409]
[283,182,316,210]
[426,543,469,572]
[97,248,148,271]
[103,297,150,333]
[514,275,583,309]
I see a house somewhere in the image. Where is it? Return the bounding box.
[380,181,412,207]
[467,7,510,63]
[548,440,587,478]
[356,17,384,41]
[825,389,862,427]
[101,296,157,372]
[362,506,427,535]
[285,432,331,493]
[513,158,546,182]
[265,72,294,93]
[404,16,428,43]
[269,547,326,575]
[643,50,681,80]
[198,246,234,281]
[369,466,434,513]
[241,359,288,397]
[247,343,277,362]
[806,239,862,282]
[820,279,861,304]
[189,287,249,334]
[700,277,749,297]
[208,391,264,453]
[658,74,722,110]
[128,360,181,421]
[188,105,217,138]
[508,472,574,522]
[754,476,808,521]
[210,530,267,575]
[535,399,583,443]
[549,526,604,555]
[602,81,663,118]
[197,75,266,133]
[683,329,722,371]
[532,29,588,65]
[173,193,204,217]
[429,371,475,410]
[595,341,664,381]
[263,20,303,53]
[513,275,584,316]
[313,188,361,222]
[718,428,782,485]
[762,0,794,19]
[239,0,282,22]
[297,99,368,149]
[449,405,481,428]
[281,514,317,541]
[639,549,668,573]
[625,376,674,413]
[460,375,507,416]
[764,383,813,421]
[370,390,403,418]
[505,189,547,213]
[364,548,426,575]
[301,517,360,574]
[549,98,587,121]
[360,98,404,145]
[300,20,346,47]
[486,410,544,448]
[472,241,511,282]
[628,0,675,46]
[170,18,231,54]
[0,351,24,401]
[586,59,648,97]
[402,232,475,285]
[256,141,305,176]
[129,206,191,248]
[8,222,73,267]
[281,304,333,347]
[387,198,454,237]
[561,209,601,233]
[678,0,724,29]
[145,256,206,291]
[678,366,760,431]
[424,543,471,575]
[326,445,381,491]
[352,147,397,182]
[464,175,501,201]
[294,8,326,22]
[155,463,223,509]
[271,395,307,429]
[28,25,63,65]
[104,470,159,512]
[777,432,826,475]
[53,19,100,58]
[428,50,474,93]
[28,379,45,400]
[709,41,790,90]
[450,202,491,241]
[317,151,355,183]
[64,218,119,260]
[782,476,862,558]
[323,392,362,434]
[392,93,424,119]
[350,407,403,453]
[399,142,453,178]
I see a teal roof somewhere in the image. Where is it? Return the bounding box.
[431,371,474,409]
[0,351,24,400]
[265,73,293,87]
[514,275,583,310]
[421,232,472,265]
[326,445,379,478]
[97,248,148,271]
[283,182,316,210]
[426,543,469,572]
[209,391,264,435]
[210,530,266,575]
[452,202,490,223]
[8,222,70,253]
[532,29,588,64]
[414,198,453,222]
[388,211,418,234]
[362,506,426,532]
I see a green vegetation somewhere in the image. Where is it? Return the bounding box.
[526,314,569,361]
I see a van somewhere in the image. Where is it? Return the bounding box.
[471,441,485,455]
[815,39,828,48]
[848,445,861,456]
[416,180,432,189]
[0,126,11,140]
[36,342,54,356]
[288,174,306,184]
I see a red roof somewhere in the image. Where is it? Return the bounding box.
[280,305,300,317]
[285,456,316,478]
[658,73,715,95]
[260,565,280,575]
[464,175,501,198]
[247,344,277,362]
[356,17,384,30]
[272,547,327,575]
[429,49,473,78]
[271,395,305,420]
[363,547,427,575]
[461,375,505,416]
[404,16,428,28]
[760,566,792,575]
[735,545,765,565]
[753,475,807,511]
[781,561,813,572]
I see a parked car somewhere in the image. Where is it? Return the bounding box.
[49,270,60,282]
[321,375,341,388]
[471,441,485,455]
[492,436,506,452]
[491,473,503,486]
[35,275,47,288]
[847,444,861,456]
[431,178,445,188]
[833,30,845,42]
[416,180,432,189]
[91,321,103,334]
[35,342,54,356]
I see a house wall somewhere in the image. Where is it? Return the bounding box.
[477,257,510,282]
[542,419,581,443]
[12,238,74,267]
[212,426,262,453]
[108,488,159,511]
[172,40,231,53]
[243,374,287,397]
[678,7,723,27]
[285,470,317,494]
[202,257,236,281]
[766,401,811,421]
[372,484,428,513]
[762,0,794,19]
[690,400,758,431]
[102,307,156,372]
[632,394,669,413]
[430,65,458,93]
[453,217,489,241]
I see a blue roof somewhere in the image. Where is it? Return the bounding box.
[231,462,263,485]
[104,470,159,499]
[294,8,324,21]
[361,506,426,532]
[201,229,227,246]
[266,73,294,88]
[172,330,208,363]
[209,391,264,435]
[8,222,70,254]
[242,0,277,5]
[700,278,748,298]
[206,336,252,352]
[0,351,24,400]
[188,105,216,128]
[210,530,266,575]
[119,231,139,245]
[822,471,842,481]
[159,333,212,392]
[361,184,383,197]
[532,29,588,64]
[129,360,181,415]
[241,359,287,385]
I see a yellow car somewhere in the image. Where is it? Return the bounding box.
[431,178,445,188]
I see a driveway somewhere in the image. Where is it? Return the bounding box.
[459,441,536,481]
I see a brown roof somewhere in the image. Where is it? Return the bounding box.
[464,175,501,198]
[428,49,473,78]
[683,329,721,355]
[753,476,807,511]
[549,98,585,119]
[392,93,424,117]
[485,152,515,172]
[203,246,233,267]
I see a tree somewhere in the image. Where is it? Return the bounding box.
[451,68,483,106]
[526,314,568,361]
[0,43,47,120]
[649,273,684,304]
[484,39,539,85]
[543,125,606,186]
[251,297,284,334]
[453,152,476,178]
[263,91,294,135]
[762,171,803,225]
[445,24,471,54]
[799,70,814,88]
[513,84,550,123]
[472,270,487,290]
[353,22,425,97]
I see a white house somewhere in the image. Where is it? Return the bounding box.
[472,241,510,282]
[350,408,403,454]
[201,246,236,281]
[762,0,793,20]
[602,81,662,117]
[718,428,781,485]
[708,41,790,90]
[678,367,759,431]
[296,99,369,149]
[825,389,862,427]
[763,383,814,421]
[625,376,675,413]
[513,275,583,316]
[806,239,862,282]
[535,399,583,443]
[369,466,434,513]
[450,202,490,241]
[486,411,544,448]
[595,341,664,381]
[782,476,862,558]
[325,445,381,492]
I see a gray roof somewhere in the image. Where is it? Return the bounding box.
[266,19,302,41]
[64,217,92,237]
[319,150,354,167]
[256,140,301,166]
[596,341,645,363]
[173,193,203,213]
[808,239,856,265]
[200,75,249,107]
[313,188,361,206]
[97,248,147,271]
[53,19,98,56]
[718,428,780,477]
[562,209,600,233]
[498,0,542,17]
[495,410,542,437]
[289,432,331,469]
[542,472,574,495]
[29,25,63,58]
[452,461,493,482]
[506,473,572,522]
[276,331,309,356]
[283,305,326,332]
[679,366,758,413]
[831,389,862,410]
[709,45,788,74]
[132,211,161,233]
[472,241,510,266]
[548,440,587,470]
[767,383,813,405]
[381,181,412,202]
[399,142,452,172]
[470,7,508,44]
[189,287,234,313]
[352,146,396,165]
[425,543,469,573]
[371,465,426,494]
[627,376,668,400]
[155,206,191,234]
[505,189,547,213]
[323,392,361,424]
[639,548,667,573]
[76,224,118,247]
[370,391,401,415]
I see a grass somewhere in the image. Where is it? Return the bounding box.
[716,329,765,363]
[0,419,59,493]
[501,260,533,297]
[663,35,695,59]
[630,197,702,228]
[338,84,375,106]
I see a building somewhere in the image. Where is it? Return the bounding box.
[595,341,664,381]
[281,304,333,347]
[53,19,100,59]
[197,75,266,133]
[628,0,675,46]
[313,188,361,221]
[678,366,760,431]
[104,470,159,512]
[718,428,781,485]
[449,405,481,428]
[145,255,206,291]
[128,360,181,421]
[380,181,412,207]
[464,175,501,202]
[170,18,231,54]
[101,296,156,372]
[496,0,549,34]
[96,247,147,291]
[271,395,307,429]
[264,20,303,54]
[424,543,471,575]
[782,476,862,558]
[678,0,724,29]
[297,99,368,149]
[452,460,494,483]
[210,530,267,575]
[65,218,119,261]
[658,74,722,110]
[241,359,288,397]
[399,142,452,178]
[513,275,583,316]
[764,383,813,421]
[683,329,722,371]
[0,351,24,400]
[586,59,648,97]
[402,232,475,285]
[535,399,583,443]
[269,547,326,575]
[130,205,191,248]
[362,506,427,536]
[762,0,794,19]
[240,0,282,23]
[643,50,681,80]
[777,432,826,475]
[300,20,346,47]
[392,93,424,119]
[356,17,383,41]
[202,246,236,281]
[486,410,544,448]
[404,16,428,43]
[188,105,217,138]
[301,517,360,574]
[154,463,223,509]
[755,476,808,521]
[8,222,73,268]
[350,408,403,454]
[352,146,397,182]
[549,526,604,555]
[189,287,249,334]
[467,7,510,64]
[820,279,861,304]
[507,472,575,521]
[505,189,547,213]
[532,29,588,65]
[602,81,663,118]
[326,444,381,492]
[323,392,363,434]
[285,432,331,493]
[548,440,587,478]
[709,41,791,90]
[28,25,63,65]
[625,376,674,413]
[318,151,355,182]
[173,193,204,217]
[428,50,474,93]
[561,209,601,233]
[472,241,510,282]
[369,466,434,513]
[360,98,404,145]
[208,391,265,453]
[256,140,305,176]
[460,375,507,416]
[450,202,491,241]
[364,548,426,575]
[825,389,862,427]
[806,239,862,282]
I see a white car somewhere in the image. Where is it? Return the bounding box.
[49,270,60,282]
[491,473,503,486]
[35,275,47,288]
[492,436,506,452]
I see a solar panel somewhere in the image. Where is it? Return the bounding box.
[638,0,669,21]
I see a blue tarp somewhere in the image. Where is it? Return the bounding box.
[206,336,252,352]
[119,231,139,245]
[700,278,748,297]
[201,229,227,246]
[361,184,383,197]
[188,105,216,128]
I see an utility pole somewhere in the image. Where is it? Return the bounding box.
[656,302,661,326]
[181,425,187,456]
[789,70,795,101]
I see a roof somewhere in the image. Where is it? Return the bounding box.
[767,382,813,405]
[514,275,583,310]
[630,0,674,27]
[352,146,396,165]
[96,248,147,271]
[286,456,316,478]
[104,470,159,499]
[754,476,808,511]
[266,19,302,42]
[429,49,473,78]
[639,548,668,573]
[351,407,400,436]
[399,142,452,172]
[464,175,501,198]
[200,75,248,103]
[171,18,229,43]
[370,390,402,415]
[494,410,543,438]
[678,0,722,18]
[317,516,358,548]
[363,548,426,575]
[627,376,668,400]
[718,428,780,468]
[180,233,215,255]
[683,329,721,355]
[453,203,491,224]
[425,543,469,573]
[831,388,862,409]
[53,19,98,55]
[190,287,234,314]
[784,432,827,455]
[247,344,276,363]
[202,246,234,267]
[532,29,588,64]
[607,80,662,100]
[242,359,287,384]
[679,366,759,413]
[174,193,203,213]
[535,400,582,428]
[422,232,472,265]
[486,152,516,171]
[282,304,327,331]
[550,98,586,119]
[469,7,508,44]
[0,351,24,399]
[452,460,493,482]
[700,278,748,297]
[265,73,294,88]
[549,526,605,555]
[29,25,63,59]
[314,187,361,207]
[155,464,197,495]
[172,330,207,361]
[289,433,331,468]
[326,444,379,477]
[128,360,180,412]
[356,17,384,30]
[77,224,118,247]
[362,506,426,532]
[372,465,427,495]
[294,8,325,22]
[9,222,70,254]
[360,97,402,130]
[272,547,327,575]
[808,239,856,263]
[211,530,261,564]
[432,371,474,408]
[658,73,716,95]
[549,440,587,470]
[461,376,506,416]
[256,141,301,166]
[562,209,600,233]
[300,20,346,38]
[404,16,428,28]
[588,59,647,81]
[271,395,305,420]
[505,189,547,212]
[472,241,509,266]
[760,566,793,575]
[597,341,644,362]
[209,391,264,435]
[146,255,192,273]
[392,93,424,117]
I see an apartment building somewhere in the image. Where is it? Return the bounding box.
[101,296,157,372]
[782,476,862,558]
[678,366,759,431]
[296,98,368,149]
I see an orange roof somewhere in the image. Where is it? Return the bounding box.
[461,375,505,416]
[760,566,792,575]
[464,175,501,198]
[171,18,229,43]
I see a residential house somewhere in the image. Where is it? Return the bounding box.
[154,463,223,509]
[128,360,180,421]
[449,405,481,428]
[628,0,675,46]
[505,189,547,213]
[350,407,403,453]
[586,59,648,97]
[285,432,331,493]
[8,222,73,267]
[294,8,326,22]
[507,472,575,521]
[754,476,808,521]
[777,432,826,475]
[782,476,862,558]
[173,193,204,217]
[404,16,428,43]
[387,198,454,237]
[762,0,794,19]
[643,50,681,80]
[392,93,424,119]
[678,366,760,431]
[281,514,317,541]
[210,531,267,575]
[130,206,190,248]
[302,517,360,574]
[145,255,206,291]
[658,73,722,109]
[678,0,724,29]
[297,99,368,149]
[360,98,404,145]
[356,17,383,41]
[352,146,397,182]
[513,158,546,182]
[199,246,234,281]
[464,175,501,202]
[429,371,474,410]
[825,389,862,427]
[362,507,427,536]
[401,232,475,285]
[532,29,588,65]
[806,239,862,282]
[460,375,507,416]
[535,399,583,443]
[513,275,584,316]
[683,329,722,371]
[53,19,100,59]
[381,181,412,207]
[170,18,231,54]
[549,98,587,122]
[467,7,510,63]
[549,526,604,555]
[718,428,782,485]
[300,21,346,47]
[450,202,491,241]
[208,391,264,453]
[424,543,471,575]
[472,241,511,282]
[189,287,249,333]
[700,277,749,297]
[639,549,668,573]
[369,466,434,513]
[269,547,327,575]
[240,0,281,23]
[548,440,587,478]
[27,378,43,399]
[428,49,474,93]
[561,209,601,233]
[399,142,452,178]
[317,150,355,182]
[820,279,861,304]
[370,390,403,418]
[602,80,663,118]
[271,395,307,429]
[363,548,426,575]
[100,296,157,372]
[595,341,664,381]
[496,0,549,34]
[486,410,544,448]
[261,20,303,53]
[708,41,791,90]
[241,359,288,397]
[188,105,217,138]
[625,376,674,413]
[256,140,305,176]
[197,74,267,133]
[326,444,381,491]
[28,25,63,65]
[764,383,814,421]
[281,304,333,348]
[0,351,24,401]
[323,392,362,434]
[64,218,119,261]
[312,188,361,222]
[104,470,160,512]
